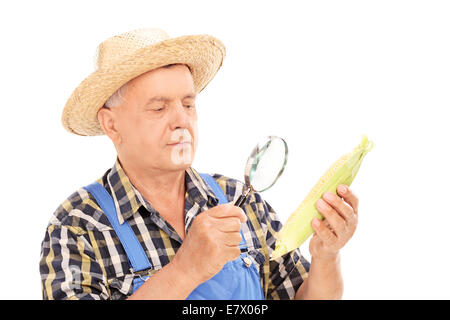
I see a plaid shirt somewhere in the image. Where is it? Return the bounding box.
[39,158,310,300]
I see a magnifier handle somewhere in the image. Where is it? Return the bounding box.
[234,188,251,253]
[234,186,251,208]
[234,194,247,208]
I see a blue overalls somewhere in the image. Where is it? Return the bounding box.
[83,173,265,299]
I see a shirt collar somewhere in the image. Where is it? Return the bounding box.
[106,158,219,224]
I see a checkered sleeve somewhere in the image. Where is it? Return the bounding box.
[255,193,311,300]
[39,223,110,300]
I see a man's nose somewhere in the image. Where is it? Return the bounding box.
[170,103,191,129]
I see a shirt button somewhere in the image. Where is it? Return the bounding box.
[243,257,252,267]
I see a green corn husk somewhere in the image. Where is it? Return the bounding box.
[270,135,374,260]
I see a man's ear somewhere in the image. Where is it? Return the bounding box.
[97,107,122,145]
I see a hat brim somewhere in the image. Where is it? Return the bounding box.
[61,34,226,136]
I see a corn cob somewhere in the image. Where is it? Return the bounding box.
[270,135,374,260]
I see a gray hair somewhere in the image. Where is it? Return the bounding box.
[104,82,129,108]
[103,63,189,109]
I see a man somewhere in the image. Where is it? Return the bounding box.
[40,28,359,300]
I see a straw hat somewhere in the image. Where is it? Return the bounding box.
[61,28,226,136]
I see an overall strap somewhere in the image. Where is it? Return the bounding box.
[199,173,247,250]
[83,182,151,273]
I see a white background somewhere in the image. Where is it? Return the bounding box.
[1,0,449,299]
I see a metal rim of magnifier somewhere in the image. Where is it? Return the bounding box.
[244,136,289,193]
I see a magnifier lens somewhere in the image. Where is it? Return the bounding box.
[249,137,288,192]
[235,136,288,210]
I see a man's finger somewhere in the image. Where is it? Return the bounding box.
[207,203,247,223]
[216,217,242,233]
[315,199,346,236]
[312,218,337,245]
[322,191,355,221]
[337,185,359,215]
[217,230,242,247]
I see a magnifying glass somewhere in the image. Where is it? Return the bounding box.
[234,136,289,208]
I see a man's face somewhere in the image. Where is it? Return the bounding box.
[105,64,198,172]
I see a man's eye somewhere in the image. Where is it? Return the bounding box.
[185,105,195,109]
[153,107,165,112]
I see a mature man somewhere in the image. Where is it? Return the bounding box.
[40,28,359,300]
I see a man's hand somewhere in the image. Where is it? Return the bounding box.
[171,203,247,285]
[309,184,359,261]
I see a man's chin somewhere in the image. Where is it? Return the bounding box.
[169,145,195,167]
[171,162,192,171]
[164,156,194,172]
